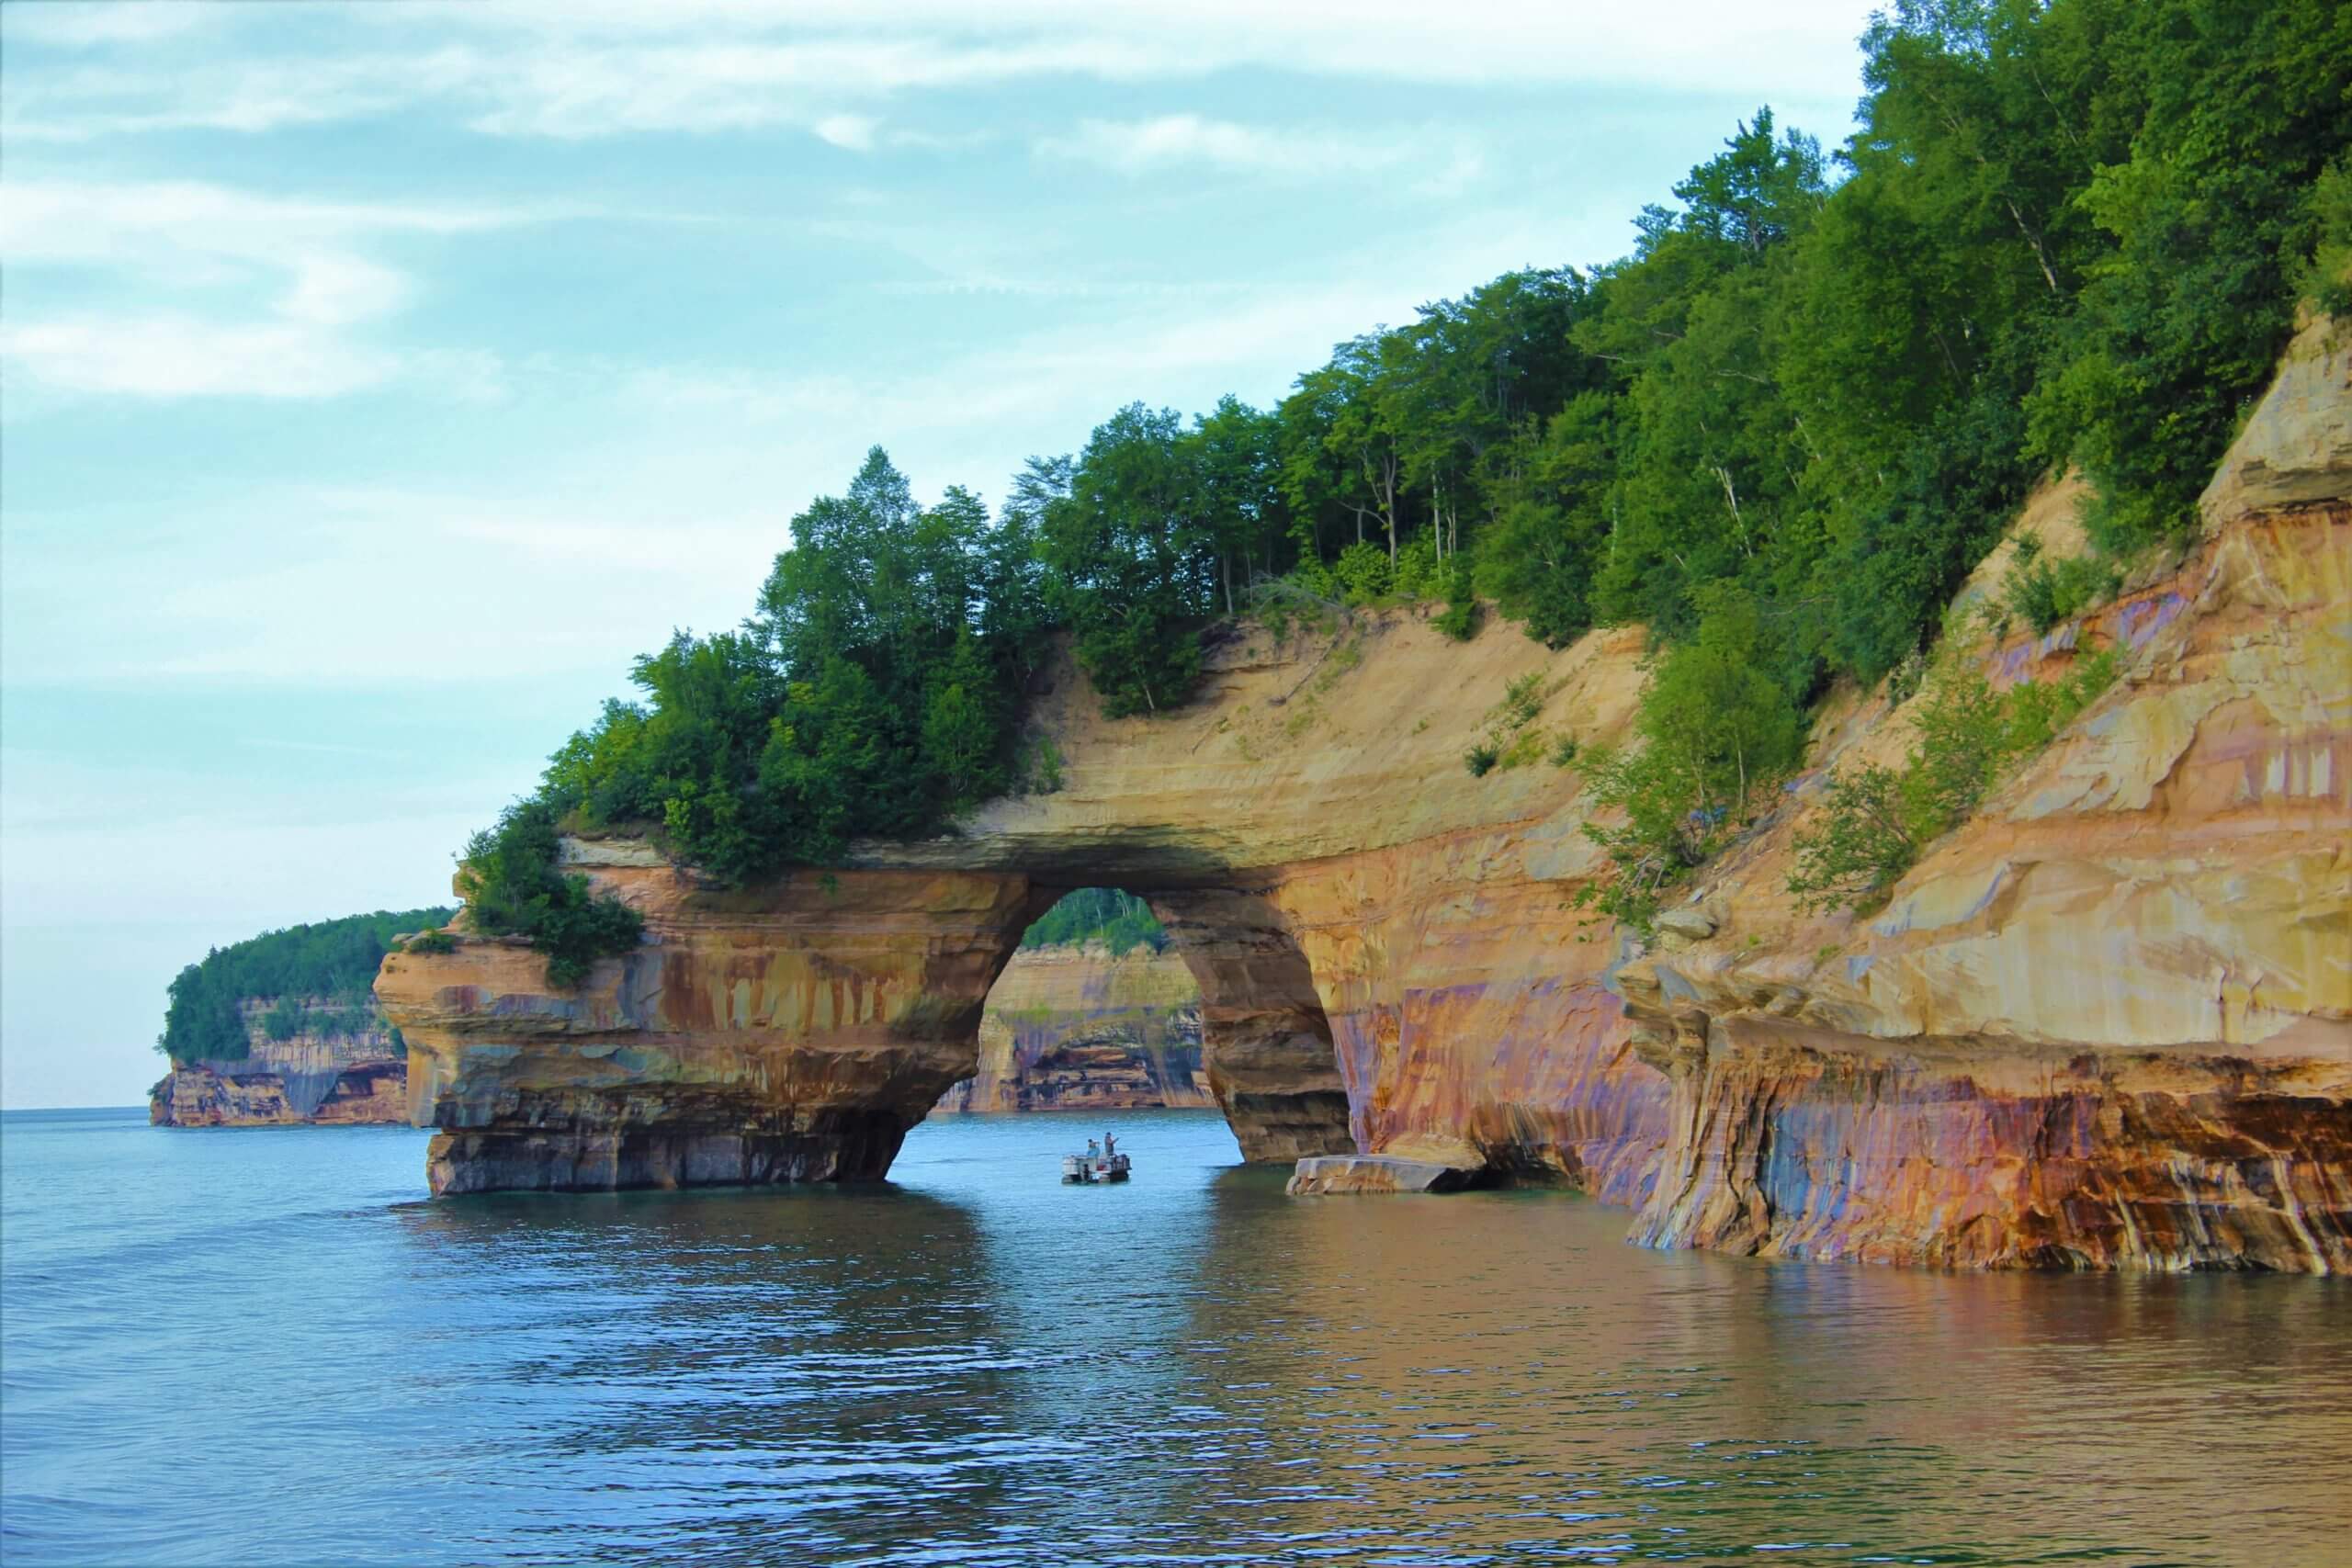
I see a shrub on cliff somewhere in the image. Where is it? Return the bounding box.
[156,906,455,1062]
[1576,591,1805,934]
[1789,652,2122,913]
[458,800,644,989]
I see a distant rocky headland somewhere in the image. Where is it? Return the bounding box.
[939,942,1210,1114]
[149,908,451,1127]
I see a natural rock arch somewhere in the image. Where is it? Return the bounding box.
[381,850,1367,1196]
[380,330,2349,1269]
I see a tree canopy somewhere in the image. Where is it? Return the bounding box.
[157,908,455,1063]
[459,0,2349,983]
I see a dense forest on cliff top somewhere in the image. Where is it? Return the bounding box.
[460,0,2351,985]
[158,908,457,1063]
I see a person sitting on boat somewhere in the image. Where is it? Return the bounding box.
[1086,1138,1101,1158]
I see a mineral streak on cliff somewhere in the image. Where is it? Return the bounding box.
[150,1007,409,1127]
[939,943,1212,1113]
[380,321,2347,1270]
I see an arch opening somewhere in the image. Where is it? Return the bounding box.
[944,883,1358,1165]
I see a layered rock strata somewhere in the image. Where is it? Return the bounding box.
[938,942,1211,1113]
[380,322,2347,1270]
[150,1012,409,1127]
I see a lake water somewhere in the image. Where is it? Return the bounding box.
[3,1105,2347,1566]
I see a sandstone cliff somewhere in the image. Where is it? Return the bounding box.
[938,942,1210,1113]
[379,321,2347,1270]
[151,1005,409,1128]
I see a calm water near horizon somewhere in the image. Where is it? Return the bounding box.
[3,1104,2346,1566]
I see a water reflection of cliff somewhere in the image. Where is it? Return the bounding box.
[387,1119,2351,1566]
[1165,1176,2352,1563]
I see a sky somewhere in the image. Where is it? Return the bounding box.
[0,0,1883,1109]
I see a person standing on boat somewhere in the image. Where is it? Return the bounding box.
[1103,1132,1118,1158]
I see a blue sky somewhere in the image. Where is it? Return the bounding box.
[0,0,1879,1108]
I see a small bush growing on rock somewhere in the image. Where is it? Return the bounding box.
[403,927,457,955]
[2003,553,2120,635]
[1785,762,1918,915]
[1790,650,2124,913]
[1432,563,1481,642]
[1464,741,1499,776]
[1550,735,1580,767]
[1575,589,1805,936]
[1498,727,1547,771]
[1020,736,1065,795]
[459,799,645,989]
[1497,671,1546,730]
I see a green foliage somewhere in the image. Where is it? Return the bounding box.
[1784,763,1917,914]
[1576,591,1806,934]
[2021,0,2352,549]
[1019,887,1168,956]
[2007,648,2121,753]
[2003,552,2121,635]
[1464,742,1499,777]
[2300,154,2352,316]
[1497,727,1547,771]
[402,927,456,955]
[1020,735,1065,795]
[1497,671,1546,731]
[1329,540,1395,604]
[1550,735,1580,768]
[261,994,308,1043]
[1790,650,2124,913]
[156,906,454,1063]
[1040,405,1217,717]
[1431,563,1482,641]
[469,0,2335,963]
[458,800,645,989]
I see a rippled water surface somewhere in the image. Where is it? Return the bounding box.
[5,1106,2348,1565]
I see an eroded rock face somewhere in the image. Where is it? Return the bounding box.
[379,322,2347,1269]
[1615,321,2351,1271]
[150,1022,409,1127]
[379,866,1040,1193]
[150,1058,407,1127]
[940,942,1211,1112]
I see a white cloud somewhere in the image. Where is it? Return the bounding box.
[0,180,573,401]
[0,316,393,399]
[0,1,218,50]
[813,112,879,151]
[1036,114,1450,181]
[3,3,1879,141]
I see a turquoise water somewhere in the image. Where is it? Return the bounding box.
[3,1105,2346,1565]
